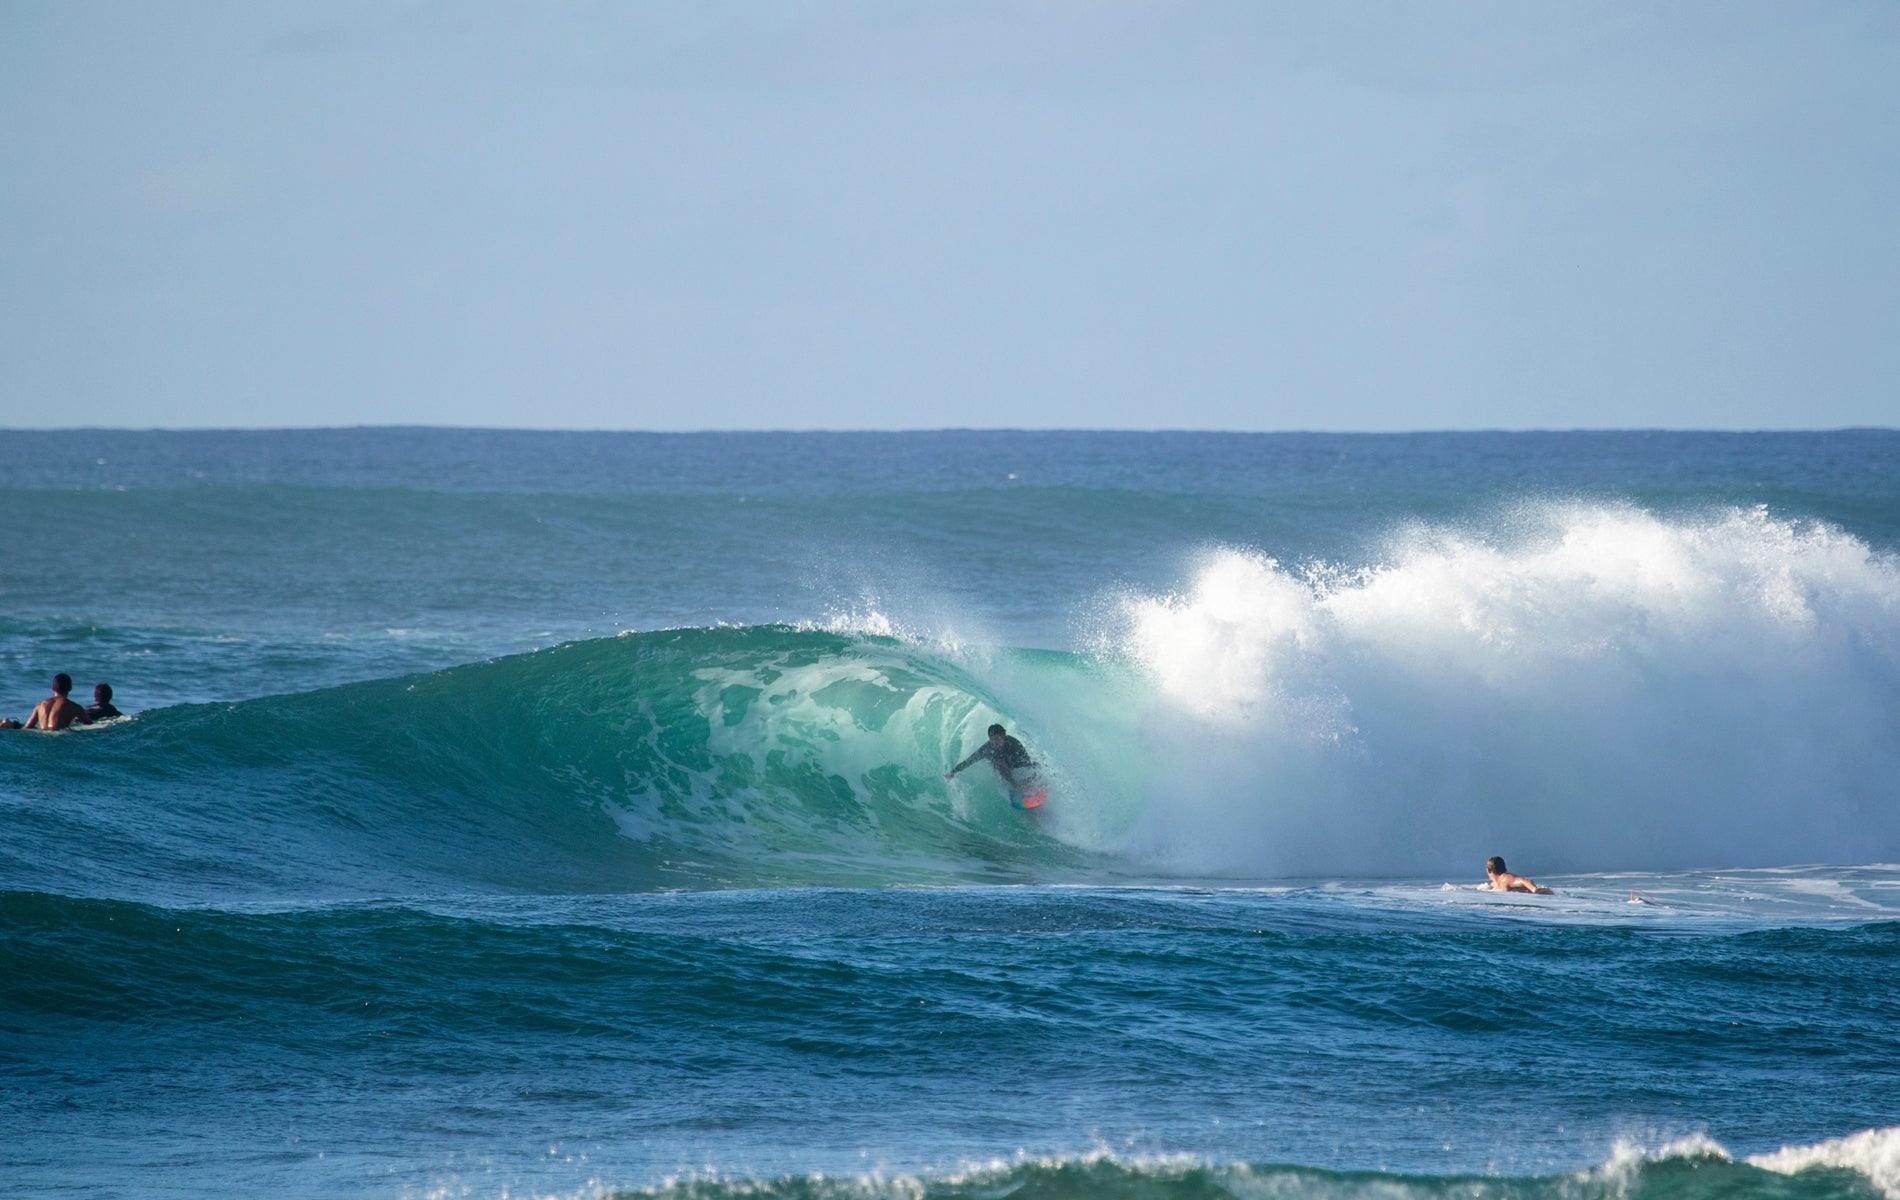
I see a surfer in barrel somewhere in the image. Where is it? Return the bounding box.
[946,723,1048,810]
[1481,856,1554,895]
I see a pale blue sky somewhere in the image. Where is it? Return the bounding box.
[2,1,1896,430]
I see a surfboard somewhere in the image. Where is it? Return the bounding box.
[1013,786,1048,810]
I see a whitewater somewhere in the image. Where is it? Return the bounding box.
[3,429,1898,1199]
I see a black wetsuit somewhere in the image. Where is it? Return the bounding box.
[953,735,1033,776]
[85,702,122,722]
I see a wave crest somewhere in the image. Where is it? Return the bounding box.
[613,1131,1900,1200]
[1107,504,1900,877]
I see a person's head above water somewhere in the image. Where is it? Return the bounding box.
[52,673,72,696]
[1485,856,1508,876]
[94,682,113,703]
[987,723,1006,743]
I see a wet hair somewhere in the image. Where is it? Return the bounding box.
[987,724,1006,737]
[1485,856,1507,875]
[52,673,72,695]
[94,682,113,702]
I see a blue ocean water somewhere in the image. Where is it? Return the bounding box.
[3,429,1899,1199]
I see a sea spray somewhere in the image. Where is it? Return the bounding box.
[1106,503,1900,878]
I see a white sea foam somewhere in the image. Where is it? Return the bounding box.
[596,1134,1900,1200]
[1750,1126,1900,1199]
[1100,504,1900,878]
[1581,1125,1900,1200]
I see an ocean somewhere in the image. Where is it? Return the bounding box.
[3,428,1898,1200]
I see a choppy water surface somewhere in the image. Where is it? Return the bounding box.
[3,429,1898,1199]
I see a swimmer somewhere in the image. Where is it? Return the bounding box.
[20,673,89,731]
[1482,856,1554,895]
[85,682,123,722]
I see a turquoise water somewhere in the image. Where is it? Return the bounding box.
[3,430,1899,1199]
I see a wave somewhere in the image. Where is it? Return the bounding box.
[616,1132,1900,1200]
[1103,503,1900,878]
[3,502,1897,899]
[10,885,1894,1028]
[0,626,1116,899]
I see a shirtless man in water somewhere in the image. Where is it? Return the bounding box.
[1483,856,1554,895]
[9,673,90,731]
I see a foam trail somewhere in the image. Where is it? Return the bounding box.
[1107,503,1900,877]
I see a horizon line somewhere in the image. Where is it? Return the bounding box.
[5,424,1896,437]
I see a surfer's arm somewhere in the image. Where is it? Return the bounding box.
[946,748,984,777]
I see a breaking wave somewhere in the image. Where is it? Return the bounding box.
[4,503,1896,901]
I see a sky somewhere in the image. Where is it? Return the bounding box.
[2,1,1896,431]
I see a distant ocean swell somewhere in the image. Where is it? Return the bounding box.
[12,887,1897,1047]
[9,885,1899,1192]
